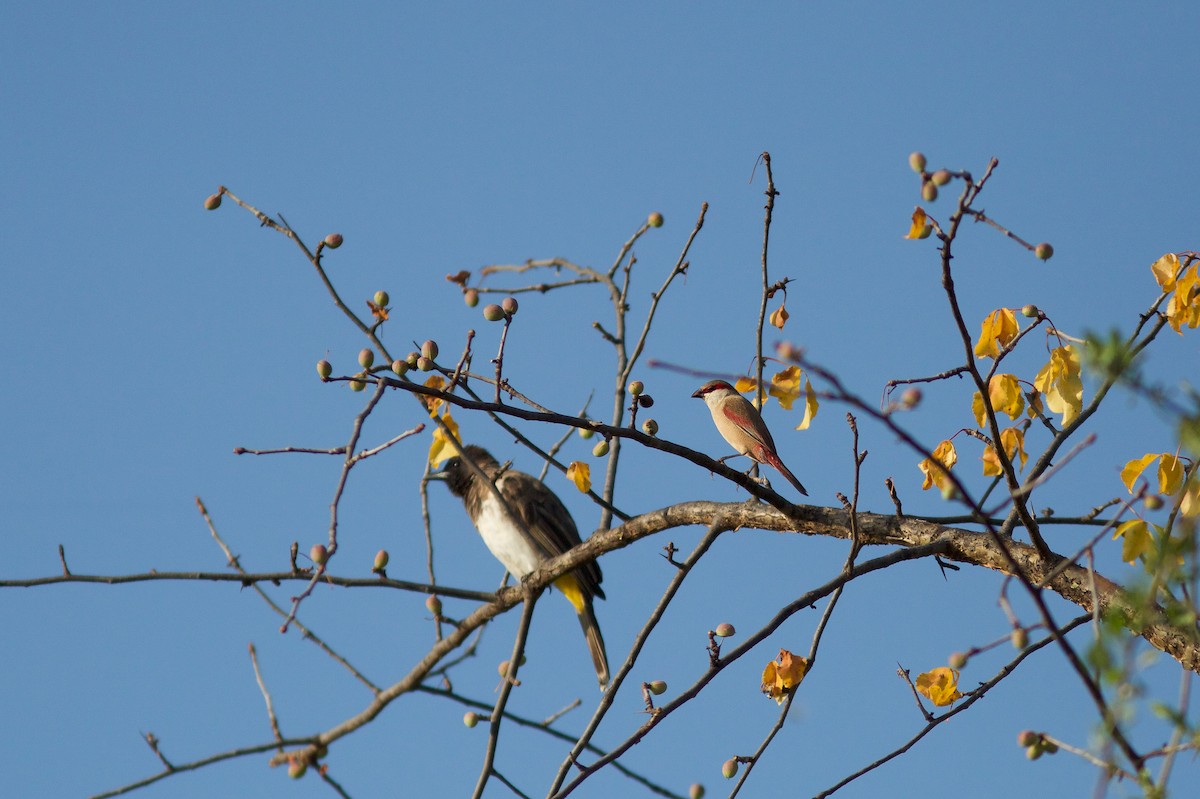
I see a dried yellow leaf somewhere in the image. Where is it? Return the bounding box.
[1114,519,1153,564]
[795,377,819,431]
[761,649,809,704]
[769,366,801,410]
[973,308,1019,359]
[566,461,591,494]
[1150,252,1180,291]
[770,304,789,330]
[915,667,962,707]
[919,440,957,491]
[428,411,460,468]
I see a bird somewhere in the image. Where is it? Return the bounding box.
[433,444,609,688]
[691,379,808,496]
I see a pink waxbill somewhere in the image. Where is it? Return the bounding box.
[691,379,808,496]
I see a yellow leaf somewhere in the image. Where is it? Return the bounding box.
[1150,253,1180,291]
[1181,482,1200,518]
[1026,391,1044,419]
[1033,346,1082,427]
[919,440,958,491]
[366,299,390,321]
[421,375,448,416]
[428,410,460,468]
[1114,519,1153,564]
[1165,263,1200,334]
[1158,454,1183,495]
[915,667,962,707]
[973,308,1019,360]
[988,374,1025,420]
[733,376,759,393]
[770,304,789,330]
[905,207,932,239]
[761,649,809,704]
[795,377,819,431]
[1120,453,1160,493]
[769,366,801,410]
[1001,428,1027,470]
[971,391,986,429]
[566,461,591,493]
[983,428,1027,476]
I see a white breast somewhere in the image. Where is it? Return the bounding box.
[474,493,544,578]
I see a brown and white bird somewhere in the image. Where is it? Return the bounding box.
[434,445,609,688]
[691,379,808,496]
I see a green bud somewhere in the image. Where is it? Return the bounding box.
[1034,242,1054,261]
[483,304,505,322]
[642,418,658,436]
[373,290,390,307]
[501,296,519,315]
[464,288,479,307]
[628,380,644,396]
[358,348,374,368]
[324,233,343,249]
[908,152,927,173]
[922,181,938,202]
[647,680,667,695]
[204,193,222,210]
[421,340,439,360]
[648,212,664,228]
[715,623,735,637]
[722,759,738,779]
[316,360,332,380]
[373,549,389,571]
[592,440,610,457]
[463,711,479,728]
[310,544,328,565]
[930,169,952,186]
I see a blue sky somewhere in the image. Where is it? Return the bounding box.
[3,3,1198,798]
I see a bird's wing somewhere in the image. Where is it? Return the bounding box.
[721,396,778,452]
[502,471,604,600]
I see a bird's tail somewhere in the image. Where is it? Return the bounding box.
[555,574,610,689]
[764,451,809,496]
[576,599,610,689]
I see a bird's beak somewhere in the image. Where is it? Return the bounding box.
[426,468,449,482]
[690,387,705,399]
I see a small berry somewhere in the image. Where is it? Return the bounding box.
[1144,495,1163,510]
[204,193,222,210]
[422,340,439,360]
[463,711,479,728]
[374,290,390,307]
[288,759,307,779]
[391,359,408,376]
[578,426,594,440]
[324,233,343,249]
[501,296,519,315]
[1042,740,1058,754]
[721,759,738,779]
[426,595,443,616]
[358,348,374,369]
[908,152,927,173]
[1034,242,1054,261]
[373,549,389,571]
[642,418,658,436]
[406,351,421,368]
[592,440,610,457]
[1016,730,1039,748]
[349,378,366,392]
[689,785,705,799]
[628,380,644,396]
[900,387,922,408]
[1026,745,1043,761]
[715,623,735,637]
[648,212,664,228]
[637,394,654,408]
[922,181,938,202]
[1011,628,1029,649]
[930,169,952,186]
[316,360,332,380]
[310,544,328,565]
[416,356,434,372]
[948,651,968,669]
[483,304,506,322]
[464,289,479,307]
[1021,304,1039,318]
[647,680,667,695]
